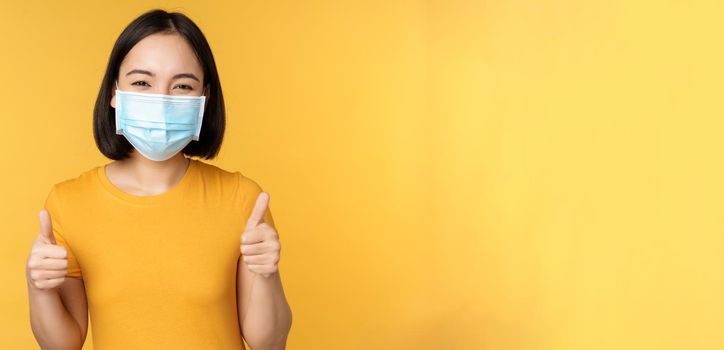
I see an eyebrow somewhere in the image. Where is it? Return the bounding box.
[125,69,200,82]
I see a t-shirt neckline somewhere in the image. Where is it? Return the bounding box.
[96,157,197,205]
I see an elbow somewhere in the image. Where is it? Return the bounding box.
[246,334,290,350]
[38,335,83,350]
[245,311,293,350]
[33,324,83,350]
[38,339,82,350]
[245,328,292,350]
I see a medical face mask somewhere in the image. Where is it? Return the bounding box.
[114,81,206,161]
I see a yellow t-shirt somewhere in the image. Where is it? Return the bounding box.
[42,157,275,349]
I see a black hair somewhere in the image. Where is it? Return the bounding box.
[93,9,225,160]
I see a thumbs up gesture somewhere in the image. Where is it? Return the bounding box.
[26,209,69,291]
[240,192,281,278]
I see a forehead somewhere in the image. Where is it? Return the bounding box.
[120,32,203,77]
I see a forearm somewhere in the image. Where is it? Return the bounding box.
[242,271,292,350]
[26,280,82,350]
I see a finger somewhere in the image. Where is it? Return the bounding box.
[33,245,67,259]
[32,257,69,271]
[247,264,277,275]
[241,223,276,244]
[242,255,264,264]
[242,254,276,264]
[32,269,67,280]
[39,209,56,245]
[245,192,269,231]
[240,242,273,256]
[37,257,69,270]
[34,277,65,289]
[241,230,265,245]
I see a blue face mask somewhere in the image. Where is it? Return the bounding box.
[114,81,206,161]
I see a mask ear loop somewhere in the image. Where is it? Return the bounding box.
[193,84,209,142]
[113,80,122,135]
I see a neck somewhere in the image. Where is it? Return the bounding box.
[116,151,190,195]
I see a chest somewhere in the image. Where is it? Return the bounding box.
[67,200,244,306]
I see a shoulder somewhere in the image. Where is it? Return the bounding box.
[191,159,265,203]
[192,159,240,185]
[43,165,102,228]
[237,172,265,196]
[193,160,267,211]
[193,159,264,192]
[193,161,271,226]
[46,165,102,202]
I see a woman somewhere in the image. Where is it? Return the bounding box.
[25,9,292,349]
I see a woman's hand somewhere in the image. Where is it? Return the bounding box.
[26,209,68,291]
[240,192,281,278]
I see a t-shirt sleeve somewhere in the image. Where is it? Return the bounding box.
[43,185,83,279]
[236,172,277,232]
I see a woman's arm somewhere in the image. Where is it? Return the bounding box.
[238,262,292,349]
[27,277,88,350]
[27,209,88,349]
[237,191,292,349]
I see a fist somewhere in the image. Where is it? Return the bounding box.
[240,192,281,278]
[26,209,68,291]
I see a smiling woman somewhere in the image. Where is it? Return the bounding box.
[94,10,225,161]
[25,9,292,350]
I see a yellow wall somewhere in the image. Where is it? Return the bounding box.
[2,1,723,349]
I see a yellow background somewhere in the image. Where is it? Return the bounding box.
[1,1,723,349]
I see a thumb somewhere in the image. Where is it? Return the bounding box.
[38,209,56,245]
[245,192,269,231]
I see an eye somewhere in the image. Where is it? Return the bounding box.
[174,84,193,90]
[131,81,150,87]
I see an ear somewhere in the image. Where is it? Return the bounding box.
[203,84,211,100]
[110,81,116,109]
